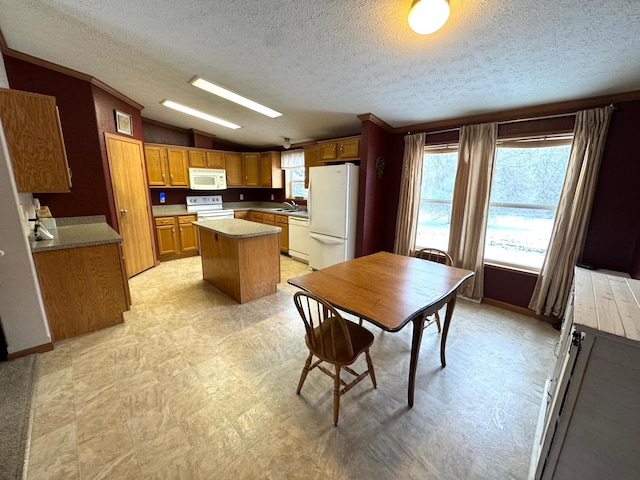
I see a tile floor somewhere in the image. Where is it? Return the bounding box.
[27,255,558,480]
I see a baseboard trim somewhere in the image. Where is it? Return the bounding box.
[481,297,557,324]
[8,342,54,360]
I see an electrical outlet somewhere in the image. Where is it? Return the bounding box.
[270,194,274,201]
[239,194,244,200]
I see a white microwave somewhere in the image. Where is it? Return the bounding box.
[189,168,227,190]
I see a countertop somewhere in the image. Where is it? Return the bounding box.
[194,219,281,238]
[152,203,307,218]
[30,223,122,253]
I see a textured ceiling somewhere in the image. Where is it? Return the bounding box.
[1,0,639,148]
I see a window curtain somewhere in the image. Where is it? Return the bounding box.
[281,149,305,168]
[529,106,613,317]
[394,132,426,256]
[447,123,497,300]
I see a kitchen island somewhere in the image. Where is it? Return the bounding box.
[194,219,281,303]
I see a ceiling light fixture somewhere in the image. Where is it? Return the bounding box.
[161,100,241,129]
[190,77,283,118]
[408,0,450,35]
[282,138,291,150]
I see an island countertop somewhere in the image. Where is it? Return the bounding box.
[193,219,281,238]
[30,223,122,253]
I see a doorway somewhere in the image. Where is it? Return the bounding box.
[105,133,156,277]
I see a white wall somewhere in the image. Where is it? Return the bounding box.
[0,56,52,355]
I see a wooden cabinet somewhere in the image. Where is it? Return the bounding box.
[262,213,275,225]
[187,149,207,168]
[250,211,264,223]
[206,150,225,169]
[317,136,360,162]
[276,214,289,253]
[260,151,282,188]
[304,145,320,188]
[144,144,189,188]
[0,88,71,193]
[33,242,130,341]
[243,152,260,186]
[154,215,198,260]
[531,268,640,480]
[234,210,249,220]
[188,148,225,169]
[224,152,243,186]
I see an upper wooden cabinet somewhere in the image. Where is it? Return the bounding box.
[144,144,189,188]
[242,153,260,186]
[0,88,71,193]
[317,136,360,162]
[303,145,320,189]
[188,148,225,169]
[224,152,243,186]
[260,151,282,188]
[206,150,225,169]
[187,149,207,168]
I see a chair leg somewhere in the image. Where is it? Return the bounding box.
[365,350,377,389]
[434,311,442,333]
[297,352,313,394]
[333,365,341,426]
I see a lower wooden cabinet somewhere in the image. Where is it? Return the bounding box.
[155,215,199,261]
[276,215,289,253]
[249,211,264,223]
[32,242,130,341]
[234,210,249,220]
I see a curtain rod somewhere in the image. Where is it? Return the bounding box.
[408,103,616,136]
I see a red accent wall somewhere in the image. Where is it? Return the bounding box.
[356,120,398,256]
[581,100,640,274]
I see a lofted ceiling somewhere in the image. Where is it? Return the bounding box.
[1,0,639,149]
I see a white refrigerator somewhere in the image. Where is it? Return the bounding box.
[308,163,359,270]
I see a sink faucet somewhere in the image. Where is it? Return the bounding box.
[283,200,298,211]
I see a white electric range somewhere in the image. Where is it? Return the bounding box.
[186,195,234,221]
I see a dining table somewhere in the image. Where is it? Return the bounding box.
[287,251,475,407]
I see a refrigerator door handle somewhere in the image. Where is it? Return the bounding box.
[309,232,344,244]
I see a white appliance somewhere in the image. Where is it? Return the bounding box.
[288,216,310,263]
[186,195,234,220]
[188,168,227,190]
[308,163,359,270]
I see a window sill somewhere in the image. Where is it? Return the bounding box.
[484,261,540,276]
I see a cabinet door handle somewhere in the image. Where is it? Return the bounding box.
[120,209,128,214]
[162,173,166,180]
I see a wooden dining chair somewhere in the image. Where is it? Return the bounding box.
[413,247,454,332]
[293,291,377,426]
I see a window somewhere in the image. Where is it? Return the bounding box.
[281,150,307,199]
[415,136,572,271]
[416,146,458,250]
[485,138,572,270]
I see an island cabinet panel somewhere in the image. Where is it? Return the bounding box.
[33,243,129,341]
[199,227,280,304]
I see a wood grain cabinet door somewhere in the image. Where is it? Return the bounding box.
[243,153,260,186]
[144,145,167,186]
[318,142,338,161]
[206,150,225,169]
[188,149,207,168]
[224,152,243,186]
[178,215,198,252]
[304,145,320,188]
[166,147,189,187]
[0,88,71,192]
[338,137,360,159]
[260,151,282,188]
[155,217,178,256]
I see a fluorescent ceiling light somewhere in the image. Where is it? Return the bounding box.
[190,77,283,118]
[161,100,241,129]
